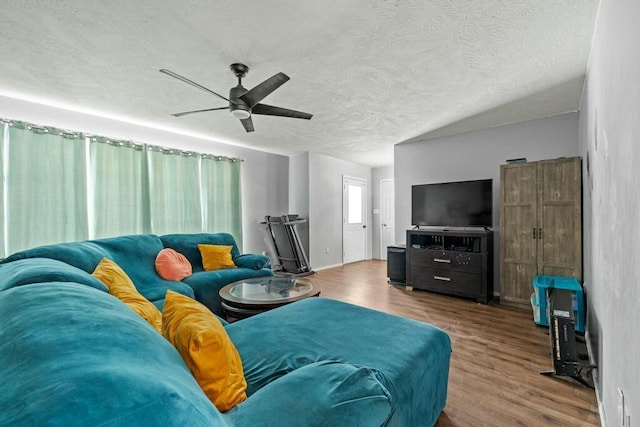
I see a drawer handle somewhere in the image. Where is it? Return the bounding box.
[434,275,451,282]
[433,258,451,263]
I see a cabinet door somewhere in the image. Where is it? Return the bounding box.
[500,162,538,305]
[537,157,582,280]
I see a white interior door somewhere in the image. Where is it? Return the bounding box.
[343,176,367,264]
[380,179,395,260]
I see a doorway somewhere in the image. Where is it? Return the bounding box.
[342,176,367,264]
[379,179,395,260]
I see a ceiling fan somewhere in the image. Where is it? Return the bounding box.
[159,64,313,132]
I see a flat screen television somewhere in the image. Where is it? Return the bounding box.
[411,179,493,227]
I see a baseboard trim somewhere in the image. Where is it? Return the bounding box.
[313,263,344,271]
[585,330,606,426]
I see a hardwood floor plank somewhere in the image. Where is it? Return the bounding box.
[306,260,600,426]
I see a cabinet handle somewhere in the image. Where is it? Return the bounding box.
[533,228,536,239]
[434,275,451,282]
[538,228,543,239]
[433,258,451,264]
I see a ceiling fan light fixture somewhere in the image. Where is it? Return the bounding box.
[231,109,250,120]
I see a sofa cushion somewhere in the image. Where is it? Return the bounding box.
[163,290,247,412]
[160,233,241,272]
[0,258,108,293]
[155,248,193,281]
[225,361,392,427]
[183,268,274,316]
[92,257,163,334]
[0,283,227,426]
[233,254,271,270]
[226,298,451,427]
[199,244,237,271]
[91,234,194,302]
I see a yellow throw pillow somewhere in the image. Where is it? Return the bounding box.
[92,257,162,334]
[162,290,247,412]
[198,244,237,271]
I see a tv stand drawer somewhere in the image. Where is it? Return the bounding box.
[408,248,483,274]
[410,268,482,296]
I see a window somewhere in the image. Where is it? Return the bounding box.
[347,184,363,224]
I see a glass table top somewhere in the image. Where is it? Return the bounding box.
[228,277,313,302]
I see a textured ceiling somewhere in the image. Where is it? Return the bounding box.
[0,1,598,167]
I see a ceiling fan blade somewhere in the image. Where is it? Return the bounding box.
[252,103,313,120]
[159,69,235,104]
[240,117,254,132]
[239,72,290,108]
[171,107,228,117]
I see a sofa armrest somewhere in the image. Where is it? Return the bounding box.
[224,361,392,427]
[233,254,271,270]
[0,258,108,293]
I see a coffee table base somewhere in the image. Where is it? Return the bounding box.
[221,296,319,321]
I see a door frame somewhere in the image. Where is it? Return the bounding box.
[379,178,395,260]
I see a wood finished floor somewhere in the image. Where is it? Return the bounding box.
[304,260,600,426]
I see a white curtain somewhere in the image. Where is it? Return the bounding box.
[147,147,203,235]
[201,155,242,248]
[4,123,88,254]
[0,123,6,258]
[89,137,151,238]
[0,119,244,255]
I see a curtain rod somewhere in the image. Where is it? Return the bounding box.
[0,117,244,162]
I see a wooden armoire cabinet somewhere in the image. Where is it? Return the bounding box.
[499,157,582,307]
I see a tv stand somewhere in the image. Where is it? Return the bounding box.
[406,228,493,304]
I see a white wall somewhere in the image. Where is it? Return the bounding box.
[372,166,394,259]
[308,152,372,269]
[394,113,579,294]
[0,96,289,254]
[578,0,640,422]
[288,152,310,256]
[242,152,289,252]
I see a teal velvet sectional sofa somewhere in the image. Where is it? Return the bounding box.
[0,233,272,316]
[0,233,452,426]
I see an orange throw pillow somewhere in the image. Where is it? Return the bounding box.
[92,257,162,334]
[198,244,237,271]
[155,248,193,281]
[162,290,247,411]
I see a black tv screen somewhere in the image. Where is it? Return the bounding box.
[412,179,493,227]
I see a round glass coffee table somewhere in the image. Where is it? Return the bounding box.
[219,276,320,321]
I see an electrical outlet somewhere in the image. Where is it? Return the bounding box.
[325,247,329,254]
